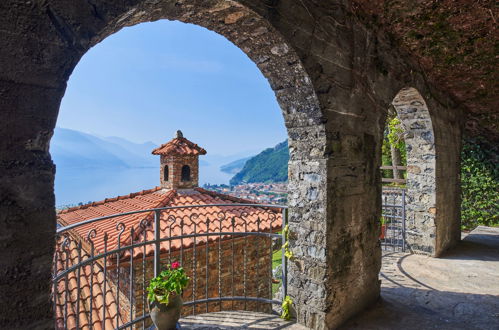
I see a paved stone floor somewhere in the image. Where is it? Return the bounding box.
[180,310,307,329]
[341,226,499,330]
[180,226,499,329]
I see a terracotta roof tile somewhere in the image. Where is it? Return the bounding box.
[58,187,175,255]
[129,188,282,259]
[55,186,282,327]
[54,238,125,329]
[152,137,207,156]
[57,187,282,259]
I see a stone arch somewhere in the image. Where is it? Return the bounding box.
[61,3,332,326]
[391,87,437,254]
[85,0,325,130]
[40,1,329,328]
[81,7,330,325]
[390,86,461,257]
[3,1,456,328]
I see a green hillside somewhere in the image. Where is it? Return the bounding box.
[230,141,289,185]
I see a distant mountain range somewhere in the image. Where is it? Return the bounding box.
[220,157,252,175]
[228,141,289,185]
[50,127,158,169]
[51,127,289,188]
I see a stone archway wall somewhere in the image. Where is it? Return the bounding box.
[1,0,332,328]
[392,87,438,254]
[392,87,461,256]
[104,2,333,327]
[0,1,464,329]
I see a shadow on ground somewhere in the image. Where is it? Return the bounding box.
[341,226,499,330]
[177,227,499,329]
[180,310,306,329]
[340,287,499,330]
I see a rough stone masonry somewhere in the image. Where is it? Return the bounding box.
[0,1,464,329]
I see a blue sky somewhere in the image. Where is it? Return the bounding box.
[57,20,286,156]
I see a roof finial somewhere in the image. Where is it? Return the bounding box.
[176,130,183,138]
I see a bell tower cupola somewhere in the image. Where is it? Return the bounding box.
[152,130,207,190]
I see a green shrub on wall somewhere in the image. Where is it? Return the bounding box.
[460,137,499,230]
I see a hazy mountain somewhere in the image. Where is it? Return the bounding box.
[102,136,157,158]
[220,156,252,174]
[51,128,263,206]
[230,141,288,185]
[50,127,157,169]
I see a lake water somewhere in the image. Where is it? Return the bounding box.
[55,162,232,207]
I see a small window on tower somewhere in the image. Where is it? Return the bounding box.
[163,165,169,181]
[181,165,191,182]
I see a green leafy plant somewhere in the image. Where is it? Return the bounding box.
[461,137,499,230]
[382,114,407,181]
[281,295,293,320]
[386,116,405,152]
[282,224,294,260]
[147,262,190,305]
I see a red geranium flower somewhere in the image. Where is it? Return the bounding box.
[171,262,180,269]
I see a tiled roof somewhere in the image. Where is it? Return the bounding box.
[58,187,282,257]
[131,187,282,259]
[58,187,175,256]
[54,238,125,330]
[151,136,207,156]
[55,187,282,328]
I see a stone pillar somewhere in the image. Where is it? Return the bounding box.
[286,125,329,328]
[0,5,82,326]
[285,88,384,329]
[432,101,462,257]
[0,80,63,328]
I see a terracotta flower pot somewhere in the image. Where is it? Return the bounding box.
[148,294,183,330]
[380,224,386,240]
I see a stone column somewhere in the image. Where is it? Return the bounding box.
[0,5,80,325]
[0,80,63,328]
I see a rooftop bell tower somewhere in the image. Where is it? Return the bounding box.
[152,130,207,190]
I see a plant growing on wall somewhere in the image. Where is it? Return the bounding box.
[279,225,295,320]
[281,295,293,320]
[461,137,499,230]
[282,224,294,260]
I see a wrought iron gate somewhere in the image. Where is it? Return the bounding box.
[381,188,406,252]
